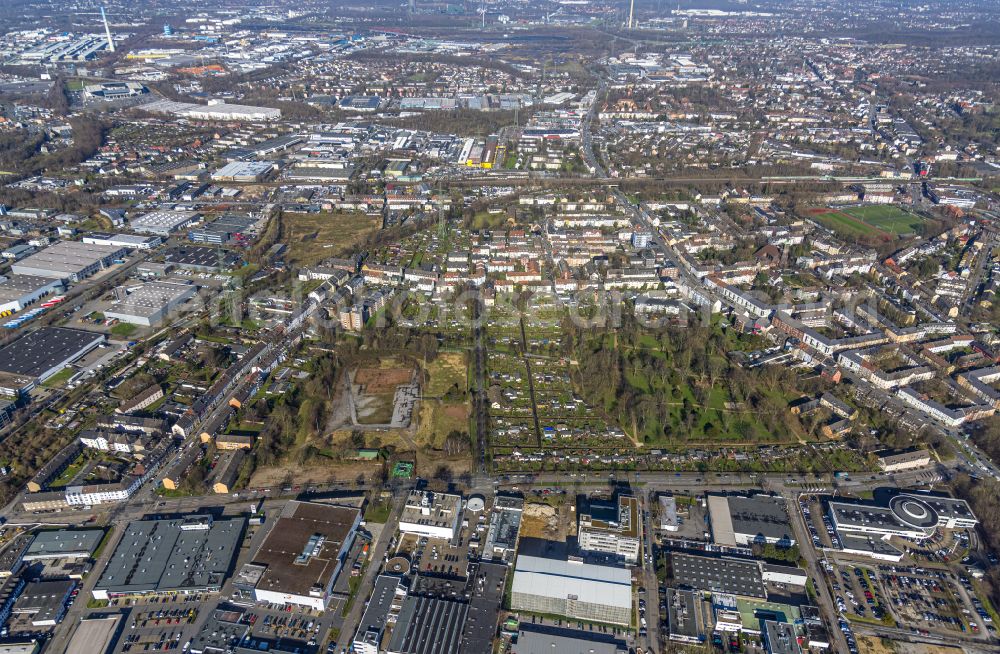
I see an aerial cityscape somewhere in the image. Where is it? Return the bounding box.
[0,0,997,653]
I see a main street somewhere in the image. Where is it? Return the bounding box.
[783,486,851,654]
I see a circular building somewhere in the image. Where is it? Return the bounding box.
[466,495,486,513]
[889,495,939,537]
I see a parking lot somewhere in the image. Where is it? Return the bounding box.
[800,495,839,550]
[824,562,889,625]
[898,528,969,564]
[119,606,199,652]
[243,605,328,649]
[656,494,706,542]
[873,565,988,638]
[96,595,211,654]
[396,531,473,579]
[837,616,860,654]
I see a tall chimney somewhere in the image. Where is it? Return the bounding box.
[101,7,115,52]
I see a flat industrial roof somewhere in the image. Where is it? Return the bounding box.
[0,275,62,301]
[905,492,976,522]
[130,211,198,232]
[94,516,244,595]
[386,595,467,654]
[0,327,104,378]
[213,161,274,178]
[837,531,903,558]
[483,498,523,555]
[708,494,793,545]
[512,624,626,654]
[461,562,508,654]
[251,501,360,599]
[670,552,765,599]
[106,281,195,318]
[164,246,241,269]
[580,495,640,539]
[12,241,124,276]
[24,528,104,560]
[763,620,800,654]
[194,215,257,234]
[829,492,975,536]
[659,495,678,530]
[511,555,632,610]
[12,579,73,623]
[665,588,704,641]
[355,575,402,642]
[85,232,161,246]
[66,615,122,654]
[736,598,801,631]
[829,500,914,533]
[400,490,462,533]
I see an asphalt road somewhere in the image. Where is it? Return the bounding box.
[332,491,405,653]
[783,487,851,653]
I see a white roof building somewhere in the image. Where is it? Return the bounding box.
[105,280,197,327]
[398,490,462,540]
[511,555,632,625]
[129,211,199,237]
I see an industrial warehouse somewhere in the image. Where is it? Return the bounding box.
[511,625,628,654]
[129,210,199,236]
[11,241,128,282]
[0,327,104,384]
[0,275,64,314]
[21,529,104,561]
[707,493,796,547]
[92,515,244,599]
[211,161,275,183]
[386,595,468,654]
[247,501,362,610]
[104,279,197,326]
[510,555,633,626]
[187,214,258,245]
[668,552,767,599]
[163,246,242,272]
[82,232,163,250]
[141,98,282,122]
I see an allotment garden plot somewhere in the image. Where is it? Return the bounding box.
[485,298,632,471]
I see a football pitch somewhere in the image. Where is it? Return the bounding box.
[840,205,926,235]
[811,205,926,239]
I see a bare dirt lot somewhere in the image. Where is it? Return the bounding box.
[248,461,379,488]
[857,636,961,654]
[355,367,414,394]
[520,501,576,542]
[346,364,417,427]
